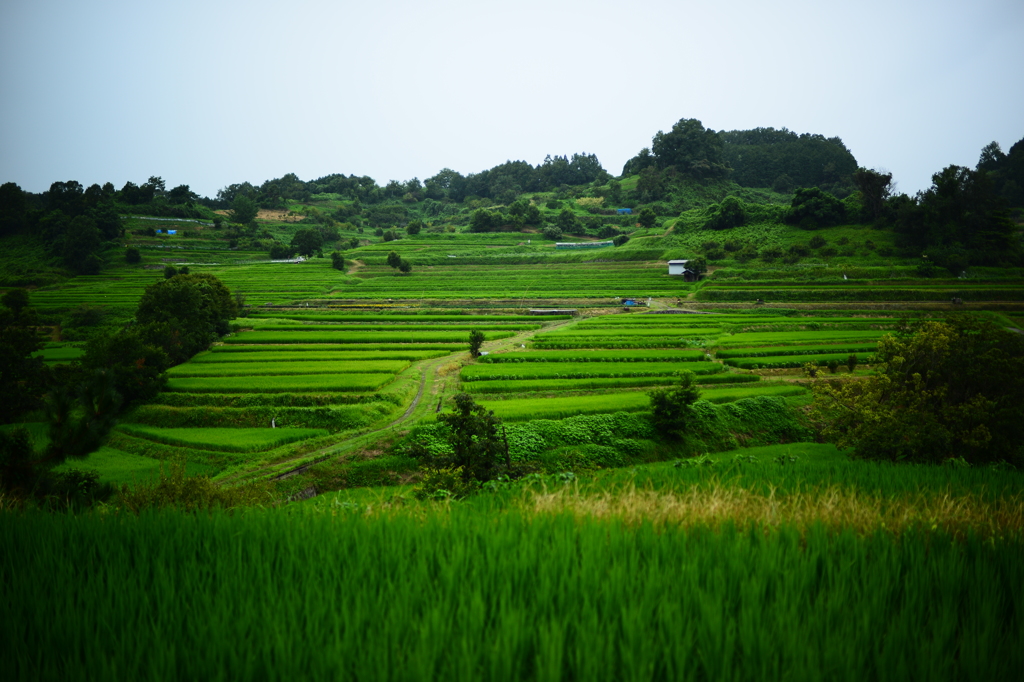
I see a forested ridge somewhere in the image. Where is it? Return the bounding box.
[1,117,1022,285]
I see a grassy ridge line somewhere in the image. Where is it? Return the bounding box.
[461,360,724,382]
[478,349,708,362]
[478,385,807,421]
[222,331,516,344]
[166,360,411,378]
[209,344,464,353]
[697,287,1024,302]
[715,342,879,358]
[714,329,886,347]
[124,402,399,432]
[245,313,571,322]
[532,338,713,349]
[247,323,541,332]
[724,352,875,369]
[165,374,395,394]
[536,327,724,338]
[190,350,448,363]
[115,425,329,453]
[462,373,761,395]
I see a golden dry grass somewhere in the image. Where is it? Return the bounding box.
[528,483,1024,539]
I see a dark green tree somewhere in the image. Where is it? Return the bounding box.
[0,182,28,236]
[470,209,494,233]
[62,216,104,274]
[436,393,508,483]
[542,226,563,241]
[126,247,142,264]
[386,250,402,269]
[468,330,485,357]
[648,370,701,440]
[785,187,847,229]
[704,196,746,230]
[228,194,259,224]
[0,321,47,421]
[556,208,578,233]
[852,168,893,222]
[330,251,345,271]
[895,165,1018,268]
[811,318,1024,465]
[81,329,168,406]
[135,273,236,364]
[406,220,423,235]
[2,288,30,317]
[398,259,412,274]
[41,369,122,466]
[290,228,324,257]
[269,243,295,259]
[637,207,657,229]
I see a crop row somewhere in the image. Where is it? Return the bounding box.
[222,330,515,344]
[115,425,329,452]
[209,344,464,353]
[191,350,448,363]
[463,373,762,395]
[245,313,569,322]
[715,343,878,359]
[723,352,875,370]
[478,349,707,363]
[164,374,395,393]
[165,360,410,378]
[461,361,723,382]
[477,384,808,421]
[248,323,540,332]
[714,330,885,347]
[125,402,398,432]
[537,327,723,338]
[532,337,712,349]
[696,287,1024,302]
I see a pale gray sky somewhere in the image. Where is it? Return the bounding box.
[2,0,1022,198]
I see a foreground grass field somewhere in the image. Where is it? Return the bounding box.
[5,444,1023,682]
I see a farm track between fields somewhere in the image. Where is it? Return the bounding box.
[248,318,579,485]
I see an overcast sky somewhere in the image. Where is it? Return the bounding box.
[2,0,1022,199]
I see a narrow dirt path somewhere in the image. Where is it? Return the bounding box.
[229,316,578,483]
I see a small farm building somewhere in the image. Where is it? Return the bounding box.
[668,259,699,282]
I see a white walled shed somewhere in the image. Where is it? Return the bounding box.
[667,259,689,275]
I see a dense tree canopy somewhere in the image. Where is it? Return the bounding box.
[785,187,848,229]
[135,273,236,364]
[894,165,1019,269]
[975,137,1024,207]
[623,119,728,180]
[811,318,1024,465]
[720,127,857,193]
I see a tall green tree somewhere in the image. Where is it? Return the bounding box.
[135,273,236,364]
[228,194,259,224]
[895,165,1018,268]
[648,371,701,440]
[436,393,508,483]
[468,330,485,357]
[810,318,1024,465]
[290,228,324,257]
[852,168,893,222]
